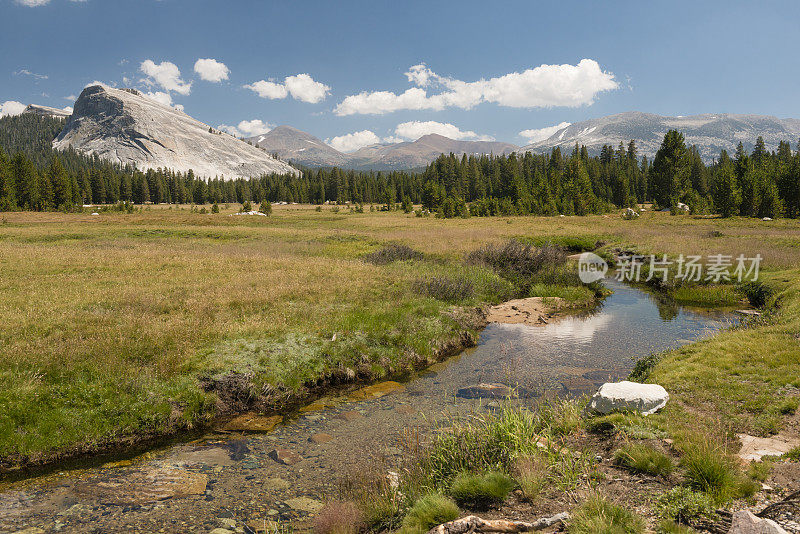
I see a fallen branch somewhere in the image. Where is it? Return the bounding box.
[427,512,569,533]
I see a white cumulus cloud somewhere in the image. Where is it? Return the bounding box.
[245,73,330,104]
[143,91,174,107]
[0,101,27,117]
[326,130,381,153]
[217,119,273,138]
[194,58,230,83]
[393,121,494,142]
[519,121,572,143]
[335,59,618,115]
[14,0,49,6]
[140,60,192,95]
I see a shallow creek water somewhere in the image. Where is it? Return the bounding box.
[0,280,737,533]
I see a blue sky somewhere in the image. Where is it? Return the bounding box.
[2,0,800,151]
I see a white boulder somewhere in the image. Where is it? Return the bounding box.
[587,381,669,416]
[729,511,787,534]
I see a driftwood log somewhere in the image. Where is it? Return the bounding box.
[427,512,570,533]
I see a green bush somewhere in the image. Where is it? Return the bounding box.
[613,444,673,477]
[569,495,644,534]
[629,352,663,381]
[655,487,716,524]
[449,471,515,510]
[400,493,459,534]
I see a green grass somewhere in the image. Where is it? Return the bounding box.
[449,471,515,510]
[399,493,459,534]
[613,444,674,477]
[568,495,644,534]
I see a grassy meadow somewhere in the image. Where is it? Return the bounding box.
[1,204,799,467]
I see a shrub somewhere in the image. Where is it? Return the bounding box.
[400,493,459,534]
[313,500,365,534]
[413,276,474,302]
[569,495,644,534]
[241,200,252,212]
[259,200,272,216]
[449,471,515,510]
[738,280,774,308]
[614,444,673,477]
[655,487,716,524]
[468,240,566,281]
[363,243,423,265]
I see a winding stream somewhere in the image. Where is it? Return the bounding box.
[0,280,738,533]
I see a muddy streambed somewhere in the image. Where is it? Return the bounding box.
[0,280,737,533]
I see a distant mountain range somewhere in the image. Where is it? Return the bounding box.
[24,86,800,174]
[521,112,800,162]
[247,128,517,171]
[249,112,800,169]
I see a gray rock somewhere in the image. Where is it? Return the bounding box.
[729,510,788,534]
[587,381,669,415]
[54,85,299,180]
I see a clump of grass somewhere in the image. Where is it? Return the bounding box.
[413,276,474,302]
[449,471,515,510]
[777,397,799,415]
[418,400,583,488]
[399,493,459,534]
[657,520,698,533]
[613,443,673,477]
[568,495,644,534]
[679,440,757,503]
[655,487,716,524]
[586,413,628,435]
[363,243,423,265]
[516,455,548,501]
[313,501,365,534]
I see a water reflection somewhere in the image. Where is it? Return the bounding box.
[409,278,737,399]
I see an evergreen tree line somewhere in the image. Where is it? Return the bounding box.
[1,114,799,218]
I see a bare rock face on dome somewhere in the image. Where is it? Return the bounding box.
[53,85,299,180]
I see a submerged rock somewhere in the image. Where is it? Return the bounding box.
[587,381,669,415]
[221,413,282,433]
[729,510,788,534]
[457,383,516,399]
[269,448,302,466]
